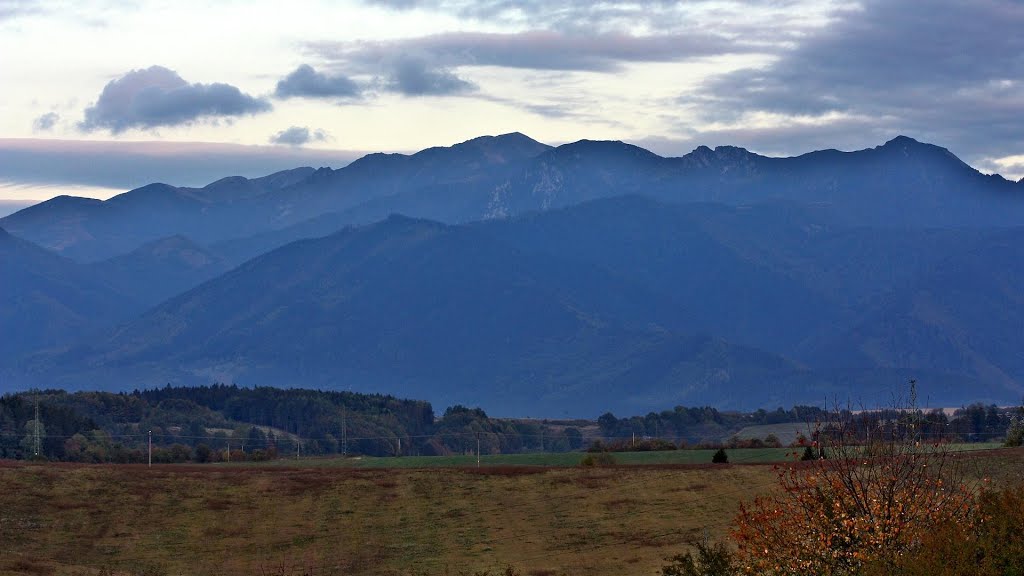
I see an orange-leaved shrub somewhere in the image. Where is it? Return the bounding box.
[731,404,978,575]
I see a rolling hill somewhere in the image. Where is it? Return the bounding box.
[20,214,826,415]
[89,234,231,306]
[0,227,131,364]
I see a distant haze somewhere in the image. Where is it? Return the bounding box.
[0,200,36,217]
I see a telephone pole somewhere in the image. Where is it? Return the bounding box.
[476,432,481,468]
[148,430,152,467]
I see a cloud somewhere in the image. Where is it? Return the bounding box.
[0,0,40,21]
[311,29,754,74]
[385,55,475,96]
[680,0,1024,165]
[635,114,894,158]
[0,138,366,191]
[32,112,59,131]
[274,64,361,99]
[361,0,823,35]
[80,66,271,133]
[269,126,330,146]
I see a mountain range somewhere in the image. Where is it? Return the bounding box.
[3,134,1020,263]
[1,133,1022,415]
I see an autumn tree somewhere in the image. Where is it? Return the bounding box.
[732,393,978,575]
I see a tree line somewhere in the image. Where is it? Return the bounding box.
[1,385,1020,463]
[0,386,587,462]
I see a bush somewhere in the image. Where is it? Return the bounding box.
[711,448,728,464]
[633,438,679,451]
[587,438,679,452]
[867,486,1024,576]
[1006,416,1023,447]
[579,452,616,467]
[194,443,212,463]
[732,402,977,575]
[662,539,736,576]
[727,435,783,449]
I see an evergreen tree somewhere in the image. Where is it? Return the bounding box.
[801,445,816,461]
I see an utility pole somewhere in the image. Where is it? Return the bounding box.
[296,437,300,461]
[476,432,481,468]
[148,430,152,467]
[397,437,401,456]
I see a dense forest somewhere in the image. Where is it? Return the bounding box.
[0,385,1020,463]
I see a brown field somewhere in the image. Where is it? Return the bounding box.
[1,448,1021,576]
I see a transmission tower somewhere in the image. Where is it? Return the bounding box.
[33,401,41,457]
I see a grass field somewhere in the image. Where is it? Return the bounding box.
[1,447,1020,576]
[235,443,1006,469]
[248,447,797,469]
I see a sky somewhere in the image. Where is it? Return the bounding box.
[2,0,1023,207]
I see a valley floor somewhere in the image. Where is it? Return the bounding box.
[1,448,1021,576]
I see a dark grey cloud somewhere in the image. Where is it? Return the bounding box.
[0,139,365,190]
[32,112,59,131]
[361,0,788,34]
[311,29,752,74]
[269,126,330,146]
[80,66,271,133]
[385,55,475,96]
[681,0,1024,166]
[274,64,361,99]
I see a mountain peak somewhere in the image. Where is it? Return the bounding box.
[465,132,543,146]
[253,167,316,191]
[448,132,551,161]
[714,145,752,155]
[141,234,201,251]
[554,139,661,158]
[204,175,249,188]
[875,134,971,170]
[883,135,921,147]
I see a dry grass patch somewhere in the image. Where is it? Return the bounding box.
[8,452,1011,576]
